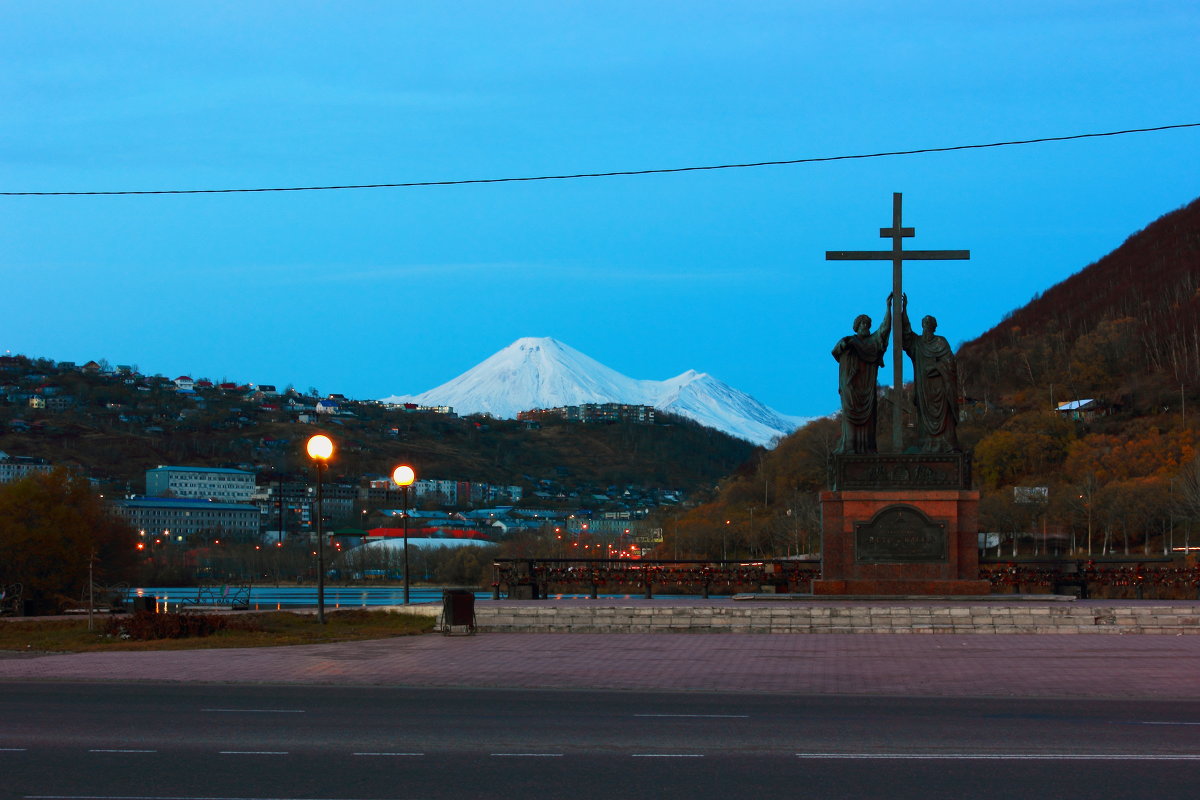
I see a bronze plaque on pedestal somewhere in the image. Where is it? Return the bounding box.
[855,505,947,563]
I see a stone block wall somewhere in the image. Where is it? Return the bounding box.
[469,602,1200,634]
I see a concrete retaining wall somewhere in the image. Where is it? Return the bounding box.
[471,602,1200,634]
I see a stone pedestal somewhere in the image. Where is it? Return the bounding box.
[814,454,989,596]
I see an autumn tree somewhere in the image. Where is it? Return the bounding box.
[1064,427,1199,484]
[0,469,137,611]
[1176,456,1200,526]
[973,412,1074,489]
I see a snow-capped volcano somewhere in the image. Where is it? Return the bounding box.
[381,337,809,446]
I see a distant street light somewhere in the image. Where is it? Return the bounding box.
[306,434,334,624]
[393,465,416,604]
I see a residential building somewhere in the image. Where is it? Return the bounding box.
[146,466,255,502]
[113,496,261,542]
[413,478,459,504]
[361,478,521,508]
[252,482,312,535]
[518,403,656,425]
[28,395,74,412]
[0,453,53,483]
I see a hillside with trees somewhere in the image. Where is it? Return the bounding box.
[0,356,757,507]
[958,194,1200,409]
[653,195,1200,560]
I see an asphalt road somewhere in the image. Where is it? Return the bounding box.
[4,682,1200,799]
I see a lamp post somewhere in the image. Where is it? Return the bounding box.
[392,465,416,604]
[306,434,334,624]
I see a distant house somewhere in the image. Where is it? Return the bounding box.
[1055,398,1111,422]
[194,379,214,390]
[29,395,74,412]
[173,376,195,392]
[81,361,102,374]
[315,399,340,415]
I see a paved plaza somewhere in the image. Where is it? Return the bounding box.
[3,599,1200,699]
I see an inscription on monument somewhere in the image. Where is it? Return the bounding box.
[855,505,948,563]
[833,453,971,490]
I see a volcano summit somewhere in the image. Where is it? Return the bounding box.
[382,337,808,446]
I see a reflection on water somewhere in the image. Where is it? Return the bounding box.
[131,586,479,610]
[131,587,708,609]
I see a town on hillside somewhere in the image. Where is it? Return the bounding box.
[0,354,742,571]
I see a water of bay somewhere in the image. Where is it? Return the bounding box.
[131,585,479,610]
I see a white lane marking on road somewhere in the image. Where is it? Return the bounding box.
[796,753,1200,760]
[87,749,157,753]
[489,753,564,757]
[632,754,704,757]
[218,750,290,755]
[634,714,749,718]
[353,752,425,756]
[1136,721,1200,726]
[1,747,28,751]
[202,708,306,713]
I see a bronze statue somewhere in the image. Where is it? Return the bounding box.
[832,294,891,454]
[901,294,959,452]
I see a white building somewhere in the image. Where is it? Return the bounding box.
[0,452,53,483]
[413,479,459,504]
[145,466,255,502]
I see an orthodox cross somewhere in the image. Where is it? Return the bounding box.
[825,192,970,451]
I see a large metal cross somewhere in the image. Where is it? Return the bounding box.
[825,192,969,451]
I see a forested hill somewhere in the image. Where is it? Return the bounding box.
[957,195,1200,407]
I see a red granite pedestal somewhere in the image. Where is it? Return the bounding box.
[813,488,990,596]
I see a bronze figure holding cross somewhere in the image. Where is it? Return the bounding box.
[826,193,969,453]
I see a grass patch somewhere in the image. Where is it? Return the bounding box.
[0,609,435,653]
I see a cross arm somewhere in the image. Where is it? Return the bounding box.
[825,250,970,261]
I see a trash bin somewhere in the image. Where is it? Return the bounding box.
[441,589,476,635]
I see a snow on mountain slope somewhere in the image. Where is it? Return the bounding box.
[382,337,810,446]
[654,370,804,447]
[390,338,653,419]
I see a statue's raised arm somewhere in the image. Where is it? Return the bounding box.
[832,295,893,455]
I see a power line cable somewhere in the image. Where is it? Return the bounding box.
[2,122,1197,197]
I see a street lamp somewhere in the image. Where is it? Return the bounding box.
[306,434,334,624]
[392,464,416,604]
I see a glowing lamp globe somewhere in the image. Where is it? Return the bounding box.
[306,434,334,460]
[392,465,416,487]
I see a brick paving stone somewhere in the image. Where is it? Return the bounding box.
[5,599,1200,698]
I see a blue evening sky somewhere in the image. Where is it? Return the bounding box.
[2,2,1197,418]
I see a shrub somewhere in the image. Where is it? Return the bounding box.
[105,611,261,640]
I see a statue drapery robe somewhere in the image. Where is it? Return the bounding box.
[902,312,960,453]
[832,312,890,454]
